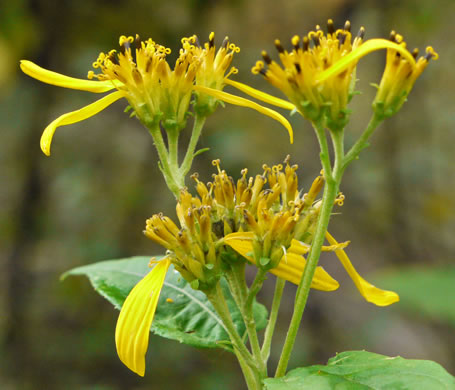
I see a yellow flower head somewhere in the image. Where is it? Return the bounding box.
[252,20,365,127]
[373,31,438,118]
[89,34,198,130]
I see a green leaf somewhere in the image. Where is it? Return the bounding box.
[264,351,455,390]
[63,256,268,351]
[375,266,455,327]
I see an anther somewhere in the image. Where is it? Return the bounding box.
[274,39,285,54]
[302,36,309,51]
[135,34,141,50]
[108,52,120,66]
[209,32,215,48]
[222,36,229,49]
[357,27,365,40]
[195,35,201,48]
[389,30,397,42]
[120,40,130,54]
[424,50,435,61]
[291,35,300,51]
[209,37,215,49]
[344,20,351,32]
[312,34,320,47]
[327,19,335,35]
[411,48,419,59]
[261,51,272,65]
[338,32,347,46]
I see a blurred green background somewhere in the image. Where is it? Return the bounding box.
[1,0,454,389]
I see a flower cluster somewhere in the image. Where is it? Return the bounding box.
[20,33,292,156]
[250,19,437,129]
[115,158,400,375]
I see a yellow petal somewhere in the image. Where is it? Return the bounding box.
[20,60,116,93]
[317,39,417,83]
[325,232,399,306]
[224,232,339,291]
[40,90,125,156]
[224,79,296,111]
[193,85,294,144]
[115,258,171,376]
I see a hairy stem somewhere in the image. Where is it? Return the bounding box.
[342,114,383,171]
[261,277,286,362]
[180,114,207,177]
[148,124,182,197]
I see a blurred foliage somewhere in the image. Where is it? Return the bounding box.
[1,0,454,389]
[375,267,455,327]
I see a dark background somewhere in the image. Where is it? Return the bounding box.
[1,0,454,388]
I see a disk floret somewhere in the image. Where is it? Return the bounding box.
[184,32,241,115]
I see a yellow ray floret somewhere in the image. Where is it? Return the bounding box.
[325,232,399,306]
[40,90,125,156]
[115,258,171,376]
[20,60,115,92]
[317,38,417,83]
[224,232,339,290]
[224,79,296,111]
[194,85,294,144]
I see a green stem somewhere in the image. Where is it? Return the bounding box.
[180,114,207,177]
[227,264,268,379]
[342,114,383,171]
[234,348,261,390]
[261,277,286,362]
[167,127,180,172]
[275,122,344,377]
[148,124,182,197]
[313,120,333,178]
[206,283,256,371]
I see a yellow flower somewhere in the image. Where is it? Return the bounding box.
[20,34,293,156]
[224,231,399,307]
[248,20,418,129]
[115,257,171,376]
[372,31,438,118]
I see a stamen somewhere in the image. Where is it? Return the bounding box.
[302,36,309,51]
[274,39,285,54]
[424,46,438,61]
[338,32,347,46]
[411,48,419,59]
[311,32,320,47]
[357,27,365,40]
[209,32,215,48]
[222,36,229,49]
[389,30,397,42]
[262,51,272,65]
[327,19,335,35]
[344,20,351,32]
[134,34,141,50]
[291,35,300,51]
